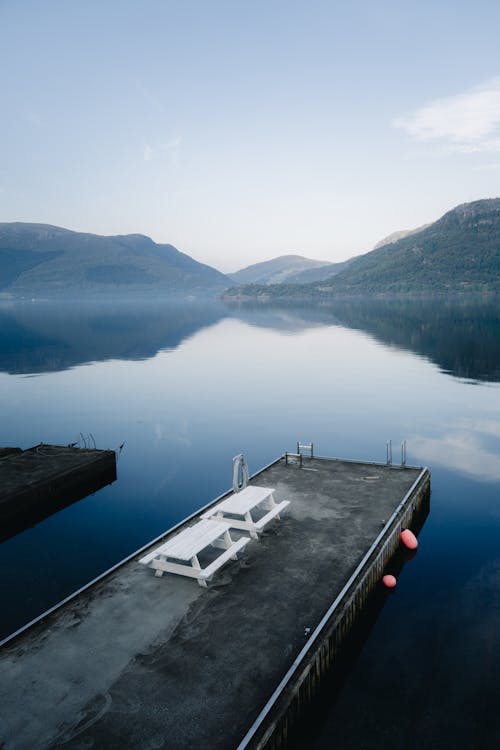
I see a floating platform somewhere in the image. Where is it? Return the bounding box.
[0,454,430,750]
[0,443,117,528]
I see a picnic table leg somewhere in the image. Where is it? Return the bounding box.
[191,555,207,587]
[245,511,259,539]
[222,529,240,560]
[262,492,281,518]
[154,555,165,577]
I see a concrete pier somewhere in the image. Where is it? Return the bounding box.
[0,455,429,750]
[0,444,117,528]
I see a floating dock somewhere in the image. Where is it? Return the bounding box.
[0,443,117,529]
[0,454,430,750]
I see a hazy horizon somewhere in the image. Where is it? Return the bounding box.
[0,199,471,275]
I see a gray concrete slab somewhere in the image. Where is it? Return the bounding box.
[0,457,423,750]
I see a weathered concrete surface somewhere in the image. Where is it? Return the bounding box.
[0,458,425,750]
[0,444,116,524]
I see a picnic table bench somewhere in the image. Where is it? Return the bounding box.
[139,519,249,587]
[201,485,289,539]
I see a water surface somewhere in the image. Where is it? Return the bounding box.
[1,297,499,748]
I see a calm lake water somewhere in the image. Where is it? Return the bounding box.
[1,297,499,748]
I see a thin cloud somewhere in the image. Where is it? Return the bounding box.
[161,136,182,165]
[393,77,500,153]
[142,136,182,164]
[163,136,182,151]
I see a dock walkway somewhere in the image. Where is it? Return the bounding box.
[0,456,429,750]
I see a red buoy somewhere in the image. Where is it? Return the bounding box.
[400,528,418,550]
[382,574,397,588]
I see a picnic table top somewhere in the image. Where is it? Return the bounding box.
[140,519,230,562]
[212,485,275,516]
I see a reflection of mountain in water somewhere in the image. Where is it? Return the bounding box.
[230,297,500,383]
[3,297,500,383]
[224,303,338,334]
[0,301,227,374]
[330,297,500,383]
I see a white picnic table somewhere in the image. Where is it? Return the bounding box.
[139,518,249,587]
[201,485,289,539]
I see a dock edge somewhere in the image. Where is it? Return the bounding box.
[236,464,431,750]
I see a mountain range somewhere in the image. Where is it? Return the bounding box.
[223,198,500,300]
[0,223,229,298]
[2,198,500,299]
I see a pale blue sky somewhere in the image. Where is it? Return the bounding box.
[1,1,500,271]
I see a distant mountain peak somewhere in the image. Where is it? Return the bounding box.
[373,224,431,250]
[438,197,500,225]
[0,223,230,298]
[229,254,334,285]
[262,253,320,262]
[115,232,153,241]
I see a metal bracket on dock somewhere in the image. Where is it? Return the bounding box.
[386,440,392,465]
[386,440,407,466]
[401,440,407,466]
[232,454,249,492]
[75,432,97,450]
[296,442,314,459]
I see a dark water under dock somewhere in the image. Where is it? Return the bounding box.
[0,456,428,750]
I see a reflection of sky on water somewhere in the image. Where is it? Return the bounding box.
[3,296,500,383]
[3,315,478,468]
[411,425,500,481]
[2,310,500,501]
